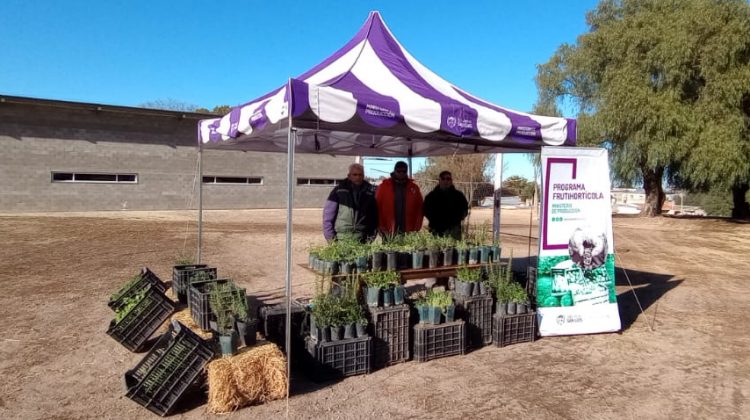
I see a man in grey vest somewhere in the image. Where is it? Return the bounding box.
[322,163,378,242]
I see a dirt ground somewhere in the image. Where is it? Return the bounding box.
[0,208,748,419]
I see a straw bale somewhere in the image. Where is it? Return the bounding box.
[206,342,288,414]
[170,308,213,340]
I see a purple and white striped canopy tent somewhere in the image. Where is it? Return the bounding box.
[196,14,577,392]
[198,11,576,155]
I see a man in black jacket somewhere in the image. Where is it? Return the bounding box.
[322,163,378,242]
[423,171,468,240]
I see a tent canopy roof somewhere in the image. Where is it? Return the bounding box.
[199,11,576,156]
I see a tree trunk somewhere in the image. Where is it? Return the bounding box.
[731,183,750,219]
[641,166,665,217]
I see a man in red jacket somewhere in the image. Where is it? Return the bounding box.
[376,161,424,237]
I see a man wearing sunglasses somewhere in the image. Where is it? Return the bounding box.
[423,170,468,240]
[375,161,423,237]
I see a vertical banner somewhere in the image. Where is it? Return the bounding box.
[537,147,621,336]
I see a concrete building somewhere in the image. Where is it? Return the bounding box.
[0,95,353,212]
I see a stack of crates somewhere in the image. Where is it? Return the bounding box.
[367,304,410,367]
[455,294,493,349]
[413,320,466,362]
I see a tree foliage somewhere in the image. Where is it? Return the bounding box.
[195,105,232,115]
[139,98,199,112]
[535,0,750,217]
[415,154,493,183]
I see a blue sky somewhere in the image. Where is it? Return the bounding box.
[0,0,599,180]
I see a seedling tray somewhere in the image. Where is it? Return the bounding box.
[108,267,168,312]
[107,284,176,352]
[124,321,215,416]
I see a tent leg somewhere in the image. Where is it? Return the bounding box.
[284,127,296,415]
[197,144,203,264]
[492,153,503,245]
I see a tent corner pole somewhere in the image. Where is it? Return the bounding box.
[284,78,295,418]
[197,142,203,264]
[492,153,503,245]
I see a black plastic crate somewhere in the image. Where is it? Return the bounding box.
[108,267,168,312]
[107,284,176,352]
[124,320,215,416]
[258,302,306,345]
[413,320,466,363]
[456,295,493,349]
[187,278,240,331]
[367,304,410,367]
[493,312,536,347]
[172,265,216,304]
[304,335,371,380]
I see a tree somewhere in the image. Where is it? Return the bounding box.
[139,98,199,112]
[415,154,492,184]
[503,175,536,201]
[535,0,750,218]
[195,105,232,115]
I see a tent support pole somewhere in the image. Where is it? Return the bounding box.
[197,142,203,264]
[492,153,503,246]
[284,79,295,417]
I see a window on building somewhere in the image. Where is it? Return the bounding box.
[297,178,339,186]
[202,176,263,185]
[51,172,138,183]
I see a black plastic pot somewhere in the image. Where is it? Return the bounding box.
[382,287,394,307]
[371,252,384,272]
[235,318,257,347]
[355,255,369,272]
[516,302,527,314]
[386,252,398,271]
[506,302,517,315]
[343,323,356,339]
[427,250,440,268]
[427,306,442,324]
[456,249,468,265]
[468,247,479,264]
[366,286,380,307]
[471,281,481,296]
[444,304,455,322]
[219,332,238,357]
[412,250,424,269]
[417,305,429,323]
[479,246,490,264]
[496,301,508,315]
[490,245,501,262]
[356,322,368,337]
[455,279,473,297]
[341,262,354,275]
[330,325,343,341]
[393,285,405,305]
[443,248,455,266]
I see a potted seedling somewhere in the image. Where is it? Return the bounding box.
[455,266,482,297]
[311,294,333,342]
[363,272,382,307]
[370,242,385,272]
[415,294,430,324]
[425,235,442,268]
[440,236,456,266]
[231,289,256,347]
[209,283,237,357]
[455,240,469,266]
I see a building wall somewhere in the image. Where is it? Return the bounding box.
[0,97,352,212]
